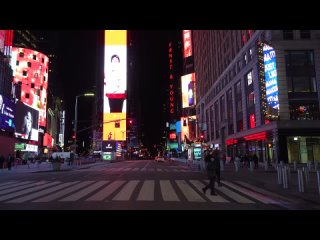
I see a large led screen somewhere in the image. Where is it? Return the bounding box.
[183,30,192,58]
[263,44,279,111]
[15,100,39,141]
[103,30,127,141]
[0,94,15,132]
[11,48,49,128]
[181,73,196,108]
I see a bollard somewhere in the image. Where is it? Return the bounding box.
[315,162,318,171]
[277,166,282,185]
[286,165,291,183]
[293,161,297,171]
[220,160,224,171]
[234,161,239,172]
[297,169,305,193]
[280,161,284,167]
[264,161,268,171]
[317,170,320,195]
[307,161,312,171]
[250,161,254,171]
[303,167,309,184]
[282,167,288,189]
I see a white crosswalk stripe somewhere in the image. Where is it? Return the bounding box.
[0,181,47,196]
[137,180,154,201]
[0,181,61,202]
[160,180,179,201]
[0,181,17,188]
[0,181,34,191]
[60,181,109,202]
[0,180,286,205]
[86,181,126,201]
[112,180,139,201]
[32,181,94,202]
[176,180,205,202]
[189,180,229,203]
[6,182,79,203]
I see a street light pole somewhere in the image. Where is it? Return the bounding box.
[73,93,95,154]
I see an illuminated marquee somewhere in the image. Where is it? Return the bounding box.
[168,42,175,115]
[263,44,279,111]
[103,30,127,141]
[183,30,192,58]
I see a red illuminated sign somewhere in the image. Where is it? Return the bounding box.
[226,139,238,145]
[244,132,267,141]
[169,132,177,140]
[183,30,192,58]
[168,42,174,115]
[249,114,255,128]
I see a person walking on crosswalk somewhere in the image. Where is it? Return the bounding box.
[202,150,217,195]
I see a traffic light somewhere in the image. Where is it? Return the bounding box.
[129,119,133,124]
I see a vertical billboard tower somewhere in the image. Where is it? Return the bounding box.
[103,30,127,142]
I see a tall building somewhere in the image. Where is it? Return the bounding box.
[193,30,320,164]
[0,30,15,157]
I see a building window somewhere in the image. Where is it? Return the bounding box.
[43,76,46,81]
[31,83,35,88]
[246,70,253,86]
[220,95,225,121]
[27,62,31,68]
[214,101,220,139]
[210,105,214,141]
[300,30,311,39]
[289,102,320,120]
[19,52,24,57]
[237,119,243,132]
[34,73,38,78]
[247,92,255,107]
[283,30,294,40]
[235,81,242,113]
[16,61,19,66]
[33,54,37,60]
[285,50,316,92]
[25,93,30,98]
[227,89,234,135]
[42,58,45,63]
[249,48,253,60]
[23,70,27,76]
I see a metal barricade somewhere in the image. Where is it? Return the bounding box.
[264,161,268,171]
[277,165,282,185]
[317,170,320,195]
[297,168,305,193]
[293,161,297,171]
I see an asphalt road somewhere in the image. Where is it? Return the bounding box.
[0,160,295,210]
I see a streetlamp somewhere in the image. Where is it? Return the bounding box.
[73,92,95,154]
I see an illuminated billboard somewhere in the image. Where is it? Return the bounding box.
[183,30,192,58]
[15,100,39,141]
[103,30,127,141]
[0,94,15,132]
[263,44,279,112]
[181,73,196,108]
[0,30,5,53]
[181,115,197,143]
[11,48,49,128]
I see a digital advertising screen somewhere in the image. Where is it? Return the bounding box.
[102,141,117,152]
[103,30,127,141]
[15,100,39,141]
[181,73,196,108]
[11,48,49,127]
[263,44,279,111]
[183,30,192,58]
[0,30,5,53]
[0,94,15,132]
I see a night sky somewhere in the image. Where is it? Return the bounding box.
[46,30,179,150]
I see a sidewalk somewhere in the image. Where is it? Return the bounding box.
[172,158,320,208]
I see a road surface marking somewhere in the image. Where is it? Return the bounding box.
[132,168,139,171]
[86,181,126,201]
[0,181,34,191]
[176,180,206,202]
[0,182,61,202]
[33,181,94,202]
[0,181,17,188]
[6,182,79,203]
[141,168,147,171]
[156,168,163,172]
[221,180,278,204]
[137,180,154,201]
[112,180,139,201]
[0,181,47,196]
[189,180,229,203]
[160,180,179,201]
[123,168,131,171]
[204,180,254,203]
[59,181,109,202]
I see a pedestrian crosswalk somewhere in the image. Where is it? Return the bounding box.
[0,179,293,206]
[92,167,199,173]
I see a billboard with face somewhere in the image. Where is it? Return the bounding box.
[103,30,127,141]
[15,100,39,141]
[181,73,196,108]
[0,94,15,132]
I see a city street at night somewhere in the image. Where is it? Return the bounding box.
[0,159,319,210]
